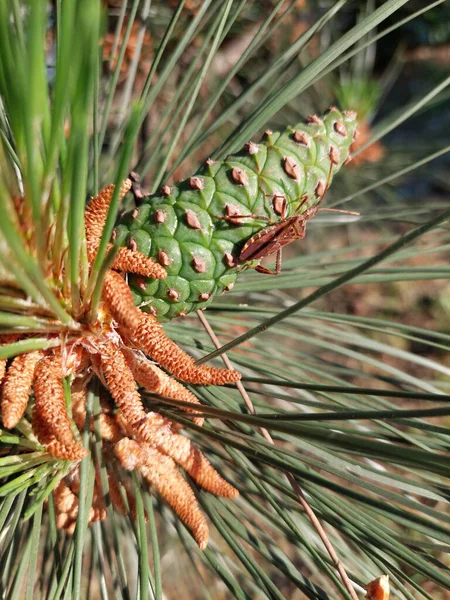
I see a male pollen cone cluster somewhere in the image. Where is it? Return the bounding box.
[0,180,241,549]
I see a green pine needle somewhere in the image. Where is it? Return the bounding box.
[1,1,450,598]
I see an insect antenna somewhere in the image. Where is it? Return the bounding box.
[318,207,360,216]
[304,149,360,219]
[214,213,272,224]
[292,160,334,218]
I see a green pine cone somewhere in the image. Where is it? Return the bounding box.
[114,107,357,321]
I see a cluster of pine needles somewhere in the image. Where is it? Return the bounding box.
[1,1,450,599]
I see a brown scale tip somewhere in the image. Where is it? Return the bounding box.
[224,283,234,292]
[272,194,286,217]
[158,249,173,267]
[161,185,171,196]
[224,252,238,268]
[205,158,216,166]
[136,277,147,291]
[192,257,206,273]
[329,145,340,166]
[306,114,323,126]
[283,156,301,181]
[177,311,187,318]
[199,292,210,301]
[189,176,204,191]
[231,167,248,186]
[154,209,167,224]
[131,208,139,219]
[264,129,273,137]
[315,179,327,198]
[244,141,259,155]
[149,305,158,316]
[224,204,241,222]
[334,121,347,137]
[185,210,202,230]
[292,130,310,146]
[167,288,179,301]
[128,238,138,252]
[343,110,357,121]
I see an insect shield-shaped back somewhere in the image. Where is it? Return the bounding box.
[113,108,357,321]
[239,216,307,262]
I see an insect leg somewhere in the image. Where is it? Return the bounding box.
[294,193,309,215]
[214,214,272,225]
[252,243,283,275]
[318,207,360,216]
[275,247,282,275]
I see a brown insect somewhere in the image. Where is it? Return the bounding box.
[216,154,358,275]
[239,199,314,275]
[221,184,358,275]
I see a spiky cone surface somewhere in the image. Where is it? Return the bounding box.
[114,108,357,320]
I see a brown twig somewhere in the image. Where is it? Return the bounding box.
[196,310,360,600]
